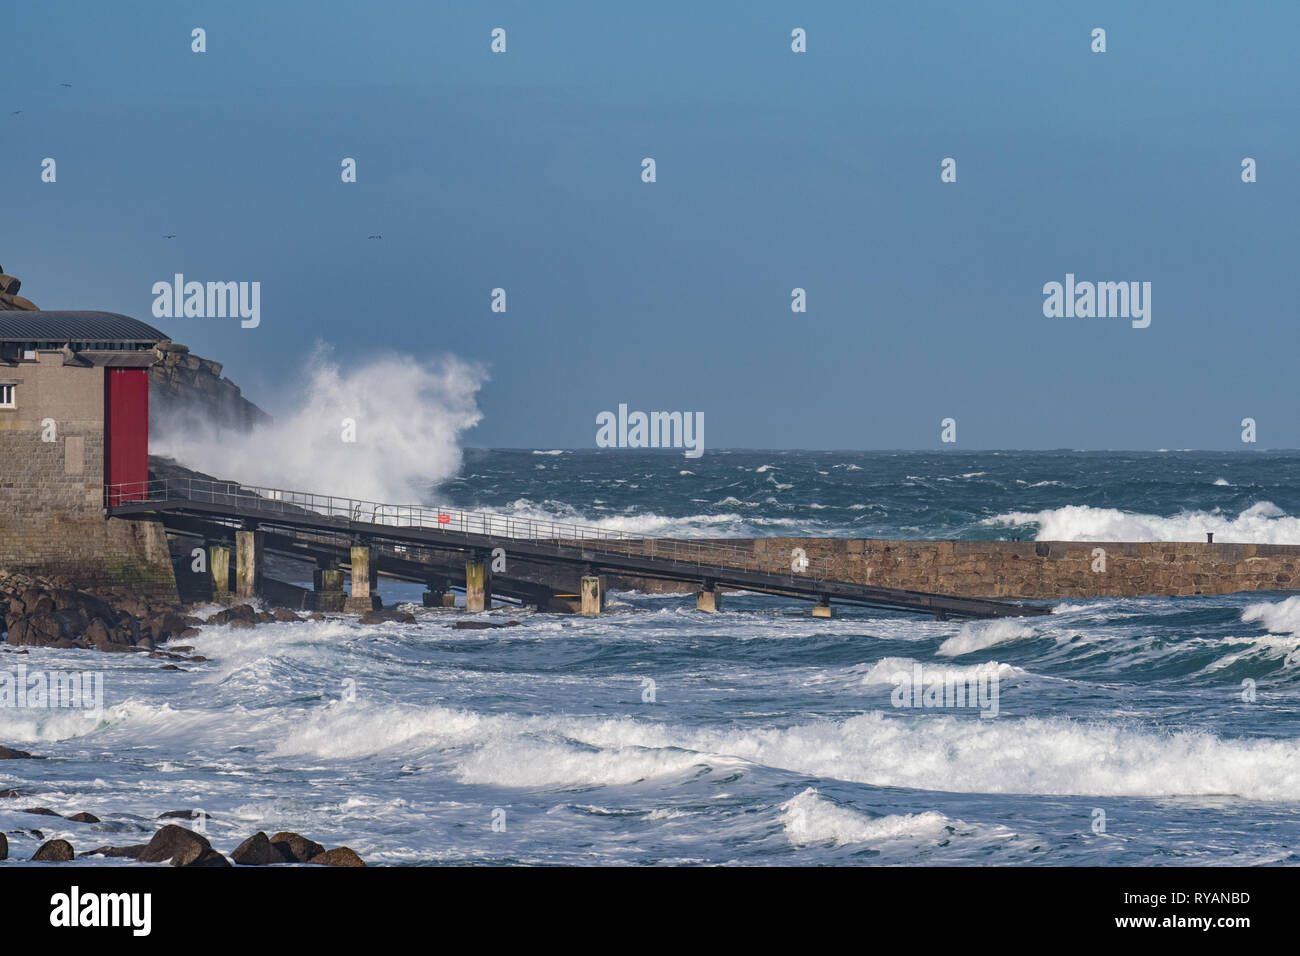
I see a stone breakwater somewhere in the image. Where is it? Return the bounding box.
[608,538,1300,600]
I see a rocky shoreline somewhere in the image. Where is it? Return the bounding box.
[1,818,364,867]
[0,568,326,657]
[1,567,516,654]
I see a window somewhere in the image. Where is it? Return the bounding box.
[0,384,14,408]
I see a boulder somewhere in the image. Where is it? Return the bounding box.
[230,831,283,866]
[190,848,232,867]
[5,613,64,646]
[271,607,302,622]
[0,832,6,860]
[145,609,196,643]
[20,588,54,617]
[137,824,214,866]
[308,846,366,867]
[79,844,146,859]
[67,811,100,823]
[22,807,62,816]
[32,839,75,862]
[0,746,40,759]
[269,831,326,863]
[206,604,260,627]
[84,618,113,647]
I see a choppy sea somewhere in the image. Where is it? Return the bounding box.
[4,450,1300,865]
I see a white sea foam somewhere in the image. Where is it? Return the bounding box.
[983,501,1298,543]
[937,620,1038,657]
[857,657,1025,685]
[17,617,1300,808]
[491,498,804,537]
[1242,595,1300,638]
[779,788,955,846]
[449,709,1300,801]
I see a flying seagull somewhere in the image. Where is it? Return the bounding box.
[10,110,20,115]
[367,234,382,239]
[163,234,176,239]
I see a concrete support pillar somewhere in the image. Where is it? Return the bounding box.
[811,600,834,618]
[696,587,720,613]
[209,544,231,597]
[422,588,456,608]
[580,576,603,616]
[345,545,380,612]
[234,531,263,599]
[465,559,492,612]
[312,566,346,612]
[423,577,456,608]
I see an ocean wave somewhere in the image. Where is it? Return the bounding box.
[983,501,1299,543]
[857,657,1026,685]
[1243,595,1300,639]
[937,620,1039,657]
[779,788,957,846]
[266,698,1300,801]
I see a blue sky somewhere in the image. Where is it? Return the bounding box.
[5,0,1298,449]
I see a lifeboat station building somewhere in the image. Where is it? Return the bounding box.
[0,311,178,596]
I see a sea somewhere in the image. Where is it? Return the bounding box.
[4,449,1300,866]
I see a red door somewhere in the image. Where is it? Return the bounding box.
[104,368,149,505]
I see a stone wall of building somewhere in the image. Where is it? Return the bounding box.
[607,537,1300,600]
[0,353,177,598]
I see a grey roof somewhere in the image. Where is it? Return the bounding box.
[73,351,160,368]
[0,310,169,344]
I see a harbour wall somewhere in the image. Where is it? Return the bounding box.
[606,538,1300,600]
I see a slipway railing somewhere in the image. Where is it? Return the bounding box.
[104,477,1051,617]
[104,477,803,577]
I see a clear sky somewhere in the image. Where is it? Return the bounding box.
[5,0,1298,450]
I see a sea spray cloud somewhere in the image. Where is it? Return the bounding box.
[153,345,485,503]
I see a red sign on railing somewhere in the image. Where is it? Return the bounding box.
[438,514,450,524]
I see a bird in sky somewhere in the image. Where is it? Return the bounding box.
[367,234,382,239]
[163,234,177,239]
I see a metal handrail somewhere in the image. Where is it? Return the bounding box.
[103,477,842,583]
